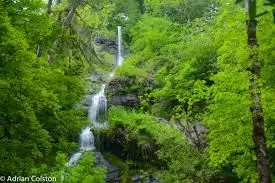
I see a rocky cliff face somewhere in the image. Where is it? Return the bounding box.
[94,36,117,55]
[106,77,140,107]
[105,75,158,108]
[94,36,129,56]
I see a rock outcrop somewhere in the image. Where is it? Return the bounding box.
[106,76,157,108]
[106,77,140,107]
[109,94,139,107]
[184,122,208,149]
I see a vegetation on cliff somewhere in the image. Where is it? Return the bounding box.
[0,0,274,182]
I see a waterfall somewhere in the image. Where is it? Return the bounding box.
[89,26,124,128]
[68,152,82,166]
[117,26,123,66]
[80,127,95,151]
[97,96,107,122]
[67,127,94,165]
[89,84,107,128]
[68,26,124,166]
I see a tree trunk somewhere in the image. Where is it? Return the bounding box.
[47,0,53,14]
[47,0,82,62]
[62,0,82,28]
[245,1,271,182]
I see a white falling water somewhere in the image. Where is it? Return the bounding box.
[67,152,82,166]
[117,26,123,66]
[89,84,108,129]
[68,26,124,166]
[67,127,95,166]
[80,127,95,151]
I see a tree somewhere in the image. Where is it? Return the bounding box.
[245,0,271,182]
[47,0,53,14]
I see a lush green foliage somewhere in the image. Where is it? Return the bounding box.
[46,152,106,183]
[106,106,215,182]
[1,0,274,182]
[63,152,106,183]
[0,0,111,177]
[115,0,275,182]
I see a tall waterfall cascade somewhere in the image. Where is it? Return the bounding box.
[117,26,123,66]
[68,26,124,166]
